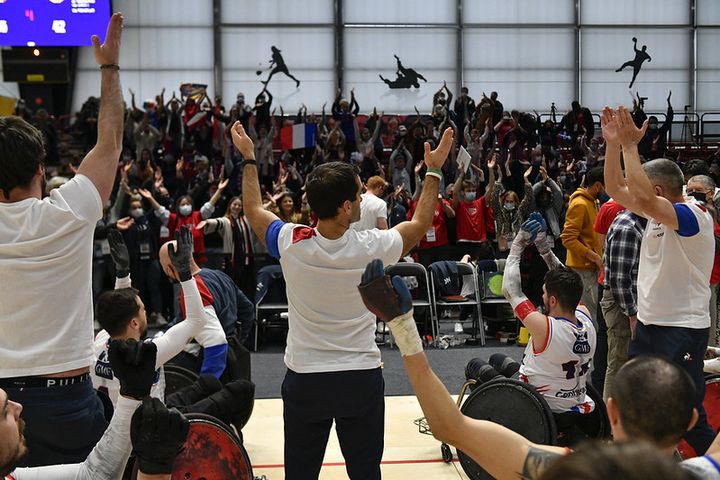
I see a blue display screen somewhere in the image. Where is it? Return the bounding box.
[0,0,111,47]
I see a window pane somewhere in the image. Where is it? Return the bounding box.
[698,30,720,112]
[344,27,456,114]
[221,27,334,111]
[580,0,689,25]
[345,0,455,24]
[221,0,333,24]
[115,0,213,26]
[697,0,720,26]
[580,28,690,112]
[464,0,574,24]
[464,28,574,111]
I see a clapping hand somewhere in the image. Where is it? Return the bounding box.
[230,121,255,159]
[107,229,130,277]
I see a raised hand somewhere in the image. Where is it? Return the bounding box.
[92,12,123,66]
[601,106,621,146]
[116,216,135,231]
[108,339,158,400]
[487,154,497,170]
[168,226,193,281]
[616,105,648,146]
[218,178,229,191]
[195,220,207,231]
[230,121,255,159]
[107,229,130,277]
[539,165,548,182]
[131,397,189,475]
[138,188,153,200]
[424,127,454,170]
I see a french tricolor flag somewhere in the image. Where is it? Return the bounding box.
[280,123,317,150]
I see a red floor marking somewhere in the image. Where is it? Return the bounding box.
[254,458,459,469]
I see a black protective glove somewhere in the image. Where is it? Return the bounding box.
[108,339,158,399]
[131,397,189,475]
[185,379,255,430]
[165,374,223,409]
[357,259,412,323]
[168,225,193,281]
[107,229,130,278]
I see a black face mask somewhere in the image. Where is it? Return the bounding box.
[689,191,707,204]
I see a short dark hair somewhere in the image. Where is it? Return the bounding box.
[0,116,46,198]
[643,158,684,197]
[95,288,141,337]
[610,356,696,448]
[540,441,694,480]
[544,267,583,311]
[586,166,604,188]
[684,158,709,177]
[305,162,360,220]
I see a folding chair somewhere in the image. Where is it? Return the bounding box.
[384,262,436,341]
[254,265,288,351]
[429,261,486,346]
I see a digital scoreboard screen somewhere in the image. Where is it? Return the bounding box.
[0,0,112,47]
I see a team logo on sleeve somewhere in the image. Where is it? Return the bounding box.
[95,350,114,380]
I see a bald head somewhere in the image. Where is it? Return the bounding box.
[159,240,198,281]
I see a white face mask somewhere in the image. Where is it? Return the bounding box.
[178,204,192,216]
[130,208,144,219]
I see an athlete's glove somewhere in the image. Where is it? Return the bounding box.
[107,229,130,278]
[528,212,552,254]
[131,397,189,475]
[358,259,421,356]
[165,374,223,409]
[108,339,158,399]
[169,226,194,282]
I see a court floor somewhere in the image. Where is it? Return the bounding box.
[243,395,472,480]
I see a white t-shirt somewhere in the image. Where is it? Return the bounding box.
[519,309,597,414]
[0,175,102,377]
[269,221,404,373]
[681,455,720,479]
[637,202,714,329]
[351,193,388,232]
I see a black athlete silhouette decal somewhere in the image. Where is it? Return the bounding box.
[379,55,427,89]
[616,37,652,89]
[257,46,301,88]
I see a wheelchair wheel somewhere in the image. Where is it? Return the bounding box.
[457,378,557,480]
[163,364,199,396]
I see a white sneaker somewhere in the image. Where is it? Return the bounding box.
[454,322,464,334]
[705,357,720,374]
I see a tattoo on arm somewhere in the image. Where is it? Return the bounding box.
[518,447,562,480]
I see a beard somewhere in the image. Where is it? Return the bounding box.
[0,418,28,476]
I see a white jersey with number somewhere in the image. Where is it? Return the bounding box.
[519,309,597,414]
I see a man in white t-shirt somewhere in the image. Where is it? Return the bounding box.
[351,175,388,232]
[603,105,716,455]
[0,14,125,466]
[235,118,454,479]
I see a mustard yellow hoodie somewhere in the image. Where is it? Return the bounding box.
[561,188,601,270]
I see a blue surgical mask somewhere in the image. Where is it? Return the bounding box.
[503,203,516,211]
[464,192,477,202]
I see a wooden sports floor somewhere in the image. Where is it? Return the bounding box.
[244,395,472,480]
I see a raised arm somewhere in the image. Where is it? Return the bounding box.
[394,128,454,256]
[502,219,551,349]
[357,260,565,480]
[234,122,281,245]
[77,13,125,203]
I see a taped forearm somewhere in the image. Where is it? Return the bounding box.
[114,275,132,289]
[386,310,423,357]
[502,249,536,323]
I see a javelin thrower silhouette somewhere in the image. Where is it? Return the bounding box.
[616,37,652,89]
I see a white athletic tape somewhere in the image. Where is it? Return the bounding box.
[387,310,423,357]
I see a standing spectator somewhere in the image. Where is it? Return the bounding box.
[332,88,360,152]
[452,155,496,258]
[600,208,645,401]
[134,115,161,161]
[602,105,715,455]
[0,13,124,466]
[351,176,389,232]
[638,93,674,160]
[491,165,534,252]
[561,101,594,143]
[253,87,273,131]
[197,196,257,301]
[560,167,605,323]
[532,166,564,246]
[408,167,455,266]
[390,144,413,193]
[592,198,629,398]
